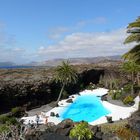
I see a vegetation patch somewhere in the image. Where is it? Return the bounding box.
[109,89,123,100]
[123,95,134,105]
[116,127,139,140]
[11,107,25,117]
[0,115,18,125]
[0,124,10,134]
[70,121,93,140]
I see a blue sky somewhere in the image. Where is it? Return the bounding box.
[0,0,139,64]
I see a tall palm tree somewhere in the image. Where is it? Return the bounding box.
[123,17,140,64]
[54,61,78,103]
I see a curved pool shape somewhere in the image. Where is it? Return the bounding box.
[60,95,111,122]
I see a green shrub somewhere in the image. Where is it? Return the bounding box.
[123,95,134,105]
[123,84,131,93]
[0,115,18,125]
[6,117,18,125]
[109,90,122,100]
[69,122,93,140]
[11,107,24,117]
[86,83,96,90]
[108,90,113,96]
[0,115,9,124]
[115,91,122,100]
[111,92,116,100]
[0,124,10,133]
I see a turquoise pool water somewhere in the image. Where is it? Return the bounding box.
[60,95,111,122]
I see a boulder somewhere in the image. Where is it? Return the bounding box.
[66,99,73,103]
[90,125,99,133]
[95,131,103,139]
[50,119,74,136]
[105,116,113,123]
[55,127,73,136]
[39,133,74,140]
[56,113,60,117]
[102,133,121,140]
[101,95,108,101]
[57,119,74,129]
[46,122,55,127]
[26,132,74,140]
[50,112,55,117]
[128,111,140,136]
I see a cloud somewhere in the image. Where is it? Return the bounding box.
[0,22,27,64]
[47,17,107,40]
[0,47,26,63]
[37,28,133,60]
[77,17,107,27]
[0,20,133,64]
[47,27,69,40]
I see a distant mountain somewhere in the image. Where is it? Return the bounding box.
[27,55,122,67]
[0,56,122,68]
[0,62,16,67]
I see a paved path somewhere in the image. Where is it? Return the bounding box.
[27,104,53,116]
[107,95,130,107]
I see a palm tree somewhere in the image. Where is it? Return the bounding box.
[54,61,78,104]
[121,60,140,94]
[123,17,140,64]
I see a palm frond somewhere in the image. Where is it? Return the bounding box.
[124,33,140,44]
[121,60,140,73]
[122,44,140,64]
[54,61,78,85]
[127,17,140,28]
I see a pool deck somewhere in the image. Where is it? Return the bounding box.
[21,88,140,126]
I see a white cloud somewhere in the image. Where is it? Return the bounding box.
[37,28,133,60]
[47,27,69,40]
[77,17,107,27]
[47,17,107,40]
[0,47,26,64]
[0,20,133,64]
[0,22,27,64]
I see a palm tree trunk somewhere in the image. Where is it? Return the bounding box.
[131,72,134,95]
[57,84,65,103]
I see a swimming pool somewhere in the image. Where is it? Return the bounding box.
[60,95,111,122]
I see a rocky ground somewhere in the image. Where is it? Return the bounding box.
[24,114,140,140]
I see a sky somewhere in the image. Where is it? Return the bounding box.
[0,0,139,64]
